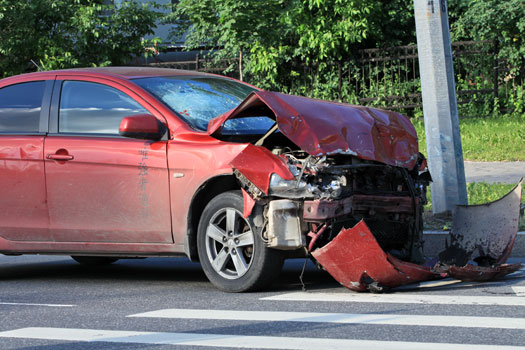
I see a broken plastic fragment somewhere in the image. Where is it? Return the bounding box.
[438,179,522,277]
[312,220,443,292]
[447,262,522,282]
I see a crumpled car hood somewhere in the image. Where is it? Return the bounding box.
[208,91,419,169]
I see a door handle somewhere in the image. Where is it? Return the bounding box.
[47,154,74,161]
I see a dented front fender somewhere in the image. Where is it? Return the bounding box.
[230,144,295,196]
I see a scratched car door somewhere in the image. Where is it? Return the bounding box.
[0,78,53,242]
[44,77,172,243]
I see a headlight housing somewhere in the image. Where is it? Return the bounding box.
[268,173,314,198]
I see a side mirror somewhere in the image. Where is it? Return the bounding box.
[119,114,166,140]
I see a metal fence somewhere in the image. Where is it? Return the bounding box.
[147,53,240,78]
[351,40,503,110]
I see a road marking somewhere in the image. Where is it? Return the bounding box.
[1,327,524,350]
[0,302,75,307]
[512,286,525,296]
[395,278,462,290]
[261,292,525,306]
[128,308,525,329]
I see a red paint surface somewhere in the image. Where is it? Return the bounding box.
[44,137,172,243]
[0,236,184,255]
[312,220,441,292]
[166,138,248,245]
[209,91,419,169]
[230,144,294,194]
[0,136,48,241]
[119,114,161,134]
[241,188,256,218]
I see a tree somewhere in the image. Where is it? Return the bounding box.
[169,0,373,89]
[450,0,525,76]
[169,0,524,108]
[0,0,161,77]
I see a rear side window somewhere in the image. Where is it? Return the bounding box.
[59,81,147,134]
[0,81,45,133]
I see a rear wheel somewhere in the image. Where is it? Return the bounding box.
[71,256,119,266]
[197,191,283,292]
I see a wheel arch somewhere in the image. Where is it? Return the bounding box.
[185,174,240,261]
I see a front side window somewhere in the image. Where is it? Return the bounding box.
[59,81,147,134]
[0,81,45,133]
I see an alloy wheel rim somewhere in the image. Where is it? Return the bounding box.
[205,207,255,279]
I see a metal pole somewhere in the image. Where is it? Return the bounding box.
[239,50,243,82]
[414,0,467,214]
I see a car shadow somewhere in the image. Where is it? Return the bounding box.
[0,256,339,291]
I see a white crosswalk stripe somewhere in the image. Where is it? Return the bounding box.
[0,302,75,307]
[261,291,525,305]
[1,327,525,350]
[2,290,525,349]
[128,308,525,329]
[512,286,525,296]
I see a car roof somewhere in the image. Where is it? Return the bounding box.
[6,66,217,81]
[71,66,215,79]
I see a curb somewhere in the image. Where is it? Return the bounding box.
[423,231,525,258]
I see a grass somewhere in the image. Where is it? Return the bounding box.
[423,182,525,231]
[412,114,525,161]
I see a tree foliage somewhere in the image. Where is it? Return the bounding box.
[0,0,160,77]
[169,0,524,113]
[450,0,525,75]
[170,0,375,88]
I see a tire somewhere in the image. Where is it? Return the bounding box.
[71,256,119,266]
[197,191,283,292]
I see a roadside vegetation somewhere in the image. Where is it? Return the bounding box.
[0,0,161,76]
[413,113,525,162]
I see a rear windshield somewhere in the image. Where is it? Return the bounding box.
[133,76,273,133]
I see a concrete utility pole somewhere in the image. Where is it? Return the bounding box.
[413,0,468,214]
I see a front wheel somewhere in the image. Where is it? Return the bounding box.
[197,191,283,292]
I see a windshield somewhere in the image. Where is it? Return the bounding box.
[133,76,273,133]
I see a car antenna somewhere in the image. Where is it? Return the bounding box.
[30,59,42,71]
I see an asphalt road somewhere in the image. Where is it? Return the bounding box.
[1,254,525,349]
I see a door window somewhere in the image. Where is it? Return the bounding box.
[59,81,148,134]
[0,81,45,133]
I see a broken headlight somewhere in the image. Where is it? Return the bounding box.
[268,173,314,199]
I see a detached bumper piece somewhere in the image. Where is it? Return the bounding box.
[446,263,522,282]
[312,221,443,292]
[313,179,523,292]
[438,179,523,281]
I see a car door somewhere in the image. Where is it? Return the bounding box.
[0,78,53,242]
[44,76,172,243]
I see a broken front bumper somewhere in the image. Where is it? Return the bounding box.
[312,180,523,292]
[312,220,443,292]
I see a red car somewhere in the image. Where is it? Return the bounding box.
[0,67,430,292]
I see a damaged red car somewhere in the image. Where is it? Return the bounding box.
[0,67,478,292]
